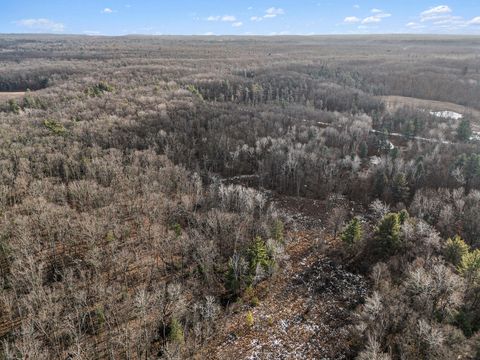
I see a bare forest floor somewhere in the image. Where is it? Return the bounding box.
[199,195,367,359]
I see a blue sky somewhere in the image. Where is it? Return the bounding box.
[1,1,480,35]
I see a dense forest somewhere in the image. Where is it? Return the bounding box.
[1,35,480,359]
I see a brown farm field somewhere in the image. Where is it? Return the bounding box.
[0,91,25,100]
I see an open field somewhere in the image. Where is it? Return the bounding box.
[0,91,25,100]
[379,95,480,130]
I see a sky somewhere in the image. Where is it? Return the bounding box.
[1,1,480,36]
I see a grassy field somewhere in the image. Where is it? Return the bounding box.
[378,95,480,130]
[0,92,25,100]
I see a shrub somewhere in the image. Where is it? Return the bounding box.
[186,84,203,100]
[106,230,115,242]
[7,99,20,114]
[43,119,66,135]
[22,94,36,109]
[272,220,284,243]
[171,223,182,238]
[245,311,254,327]
[96,307,106,331]
[454,308,478,337]
[168,318,184,344]
[243,286,260,307]
[85,82,114,97]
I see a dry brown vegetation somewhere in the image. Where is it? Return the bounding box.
[0,93,25,101]
[0,34,480,359]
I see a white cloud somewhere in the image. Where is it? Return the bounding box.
[102,8,113,14]
[207,15,237,22]
[361,9,391,24]
[422,5,452,17]
[15,18,65,32]
[432,16,464,26]
[412,6,480,31]
[264,7,285,18]
[353,4,360,9]
[221,15,237,22]
[470,17,480,25]
[344,16,360,24]
[421,5,452,21]
[203,32,215,36]
[232,22,243,27]
[362,16,381,24]
[250,7,285,21]
[371,10,391,18]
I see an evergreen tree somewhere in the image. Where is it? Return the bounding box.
[340,217,363,247]
[457,119,472,142]
[247,236,273,276]
[465,154,480,190]
[445,235,469,266]
[398,209,409,224]
[271,220,284,243]
[413,116,424,135]
[458,249,480,287]
[392,173,410,203]
[373,170,388,198]
[359,141,368,159]
[403,119,415,138]
[225,254,247,297]
[374,213,401,256]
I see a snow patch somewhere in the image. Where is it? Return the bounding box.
[471,131,480,142]
[429,110,463,120]
[370,156,381,165]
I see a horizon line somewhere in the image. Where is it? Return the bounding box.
[2,32,480,37]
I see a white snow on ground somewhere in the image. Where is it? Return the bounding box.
[370,156,381,165]
[370,129,452,145]
[471,132,480,142]
[429,110,463,120]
